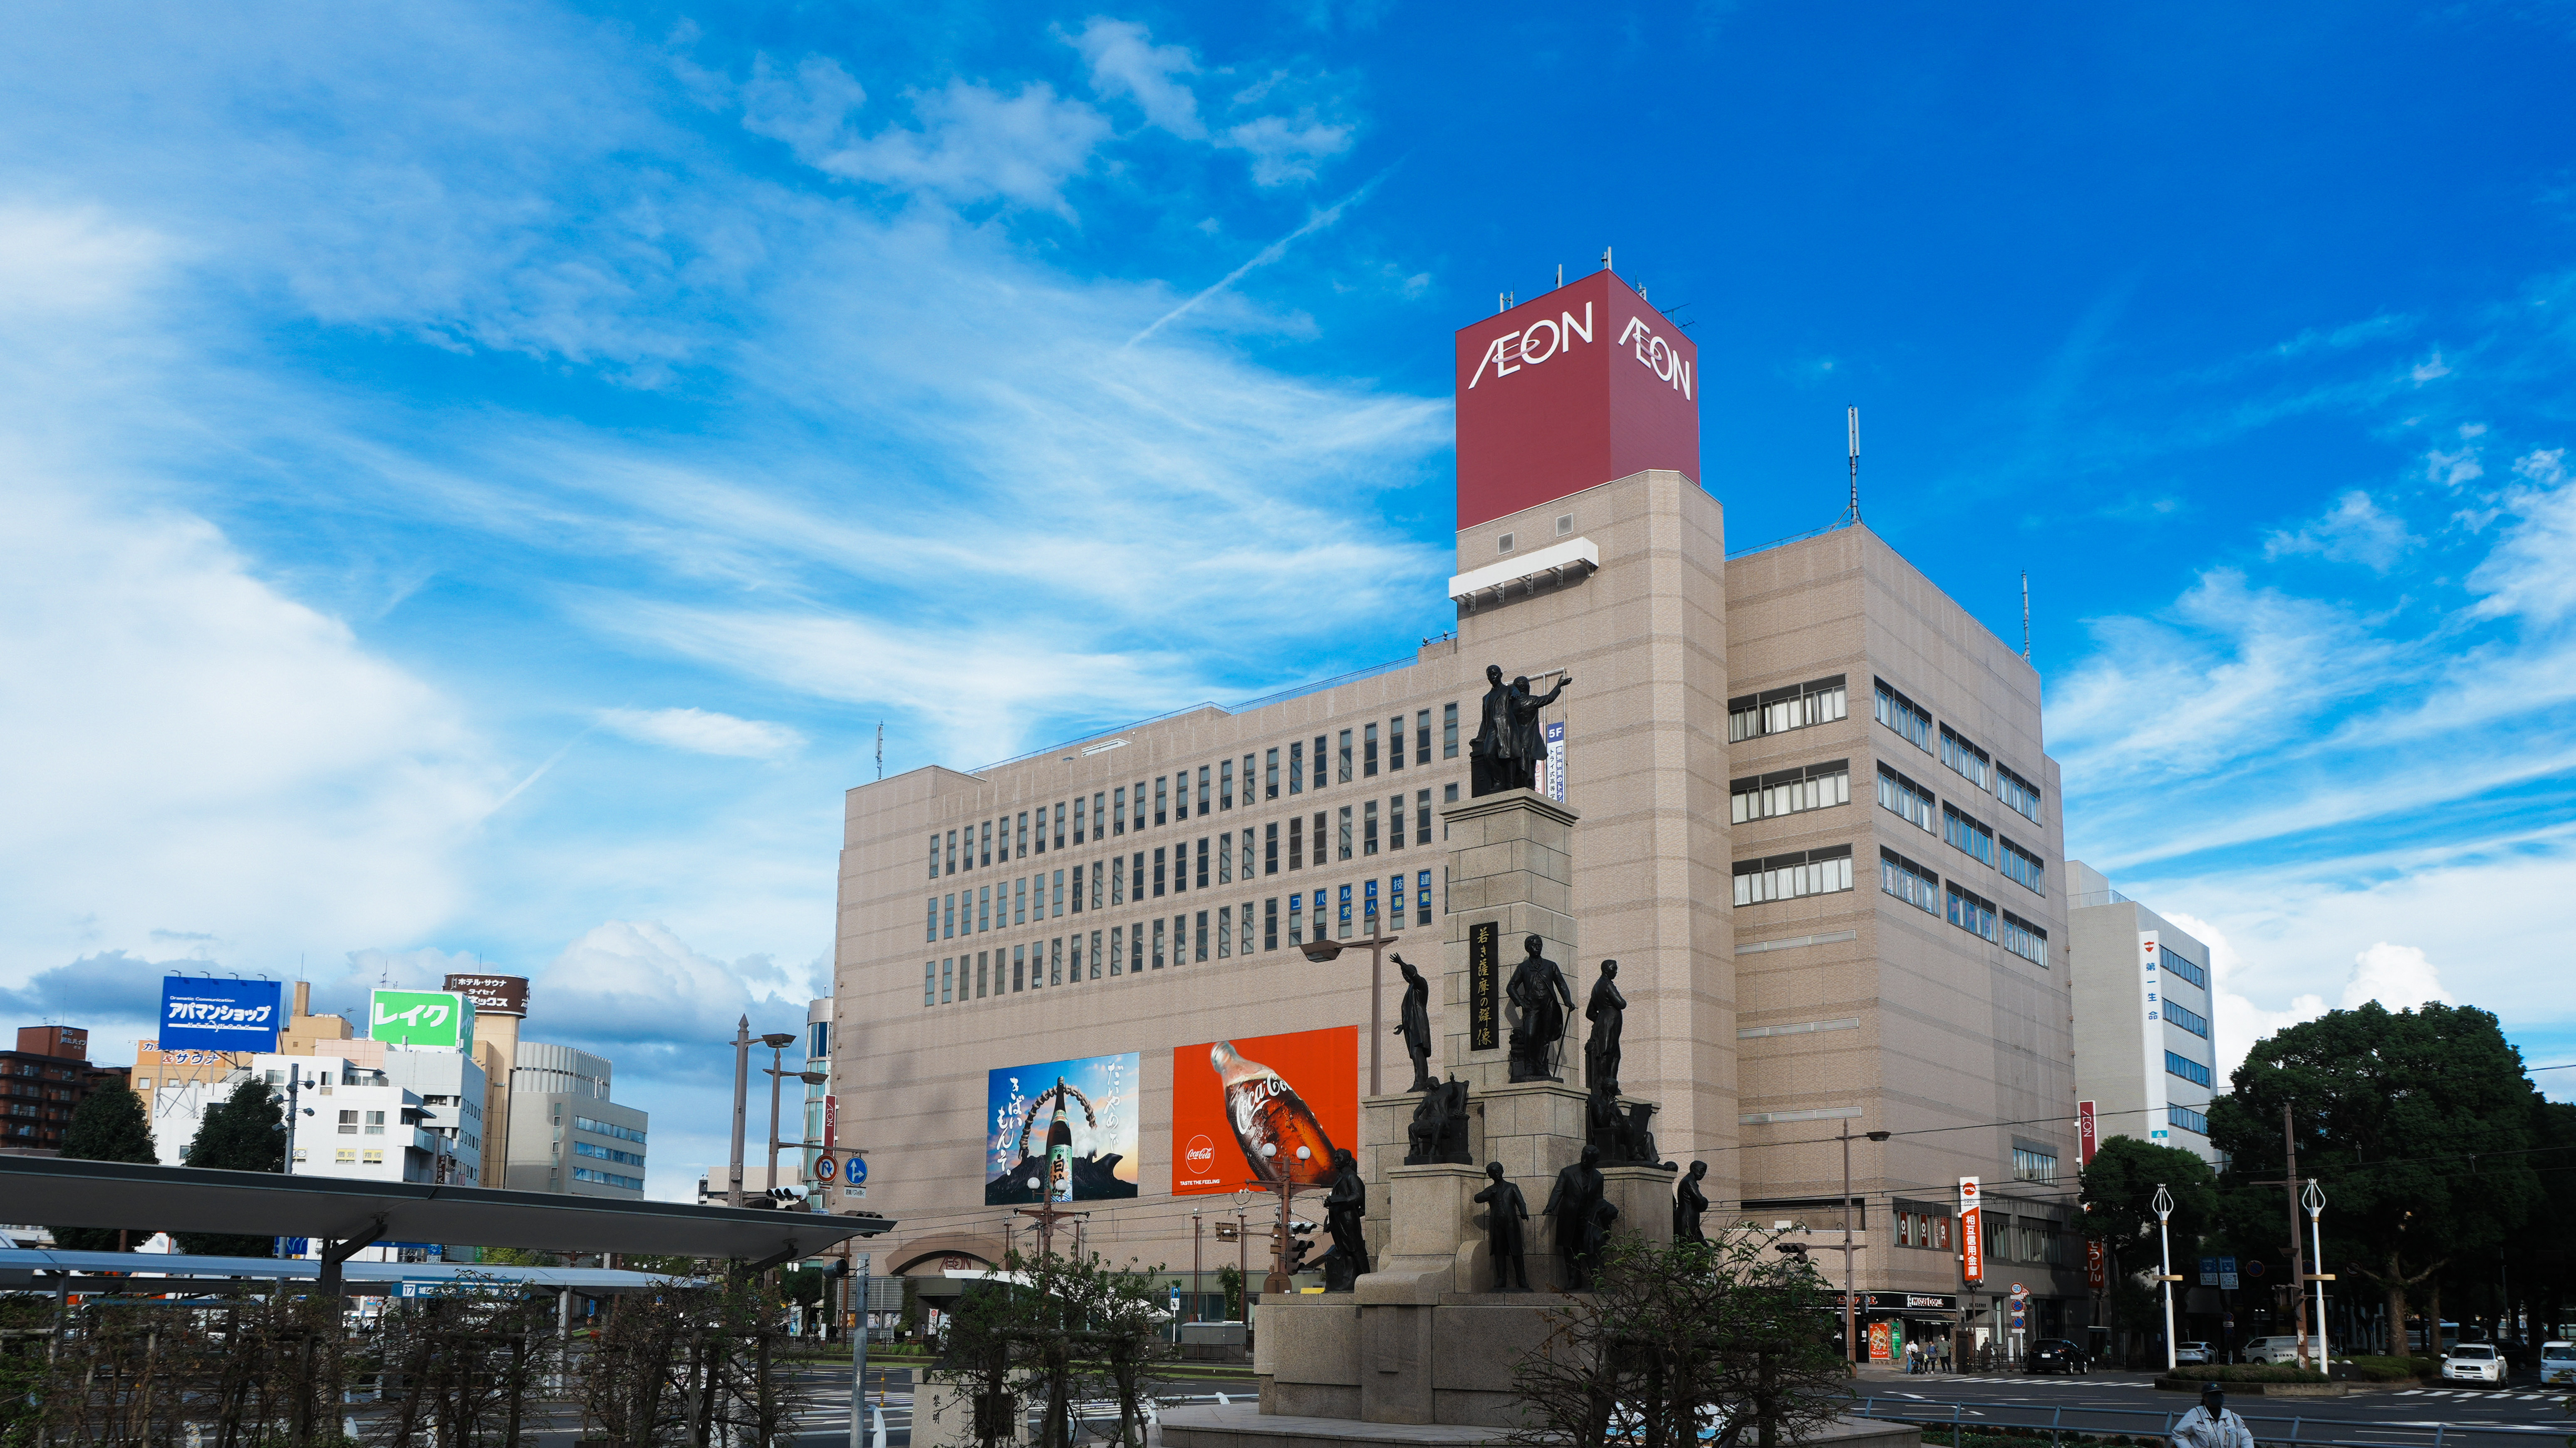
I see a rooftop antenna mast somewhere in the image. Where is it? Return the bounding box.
[2021,573,2032,658]
[877,722,884,781]
[1840,406,1862,526]
[1601,245,1613,273]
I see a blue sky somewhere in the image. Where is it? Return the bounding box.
[4,2,2571,1195]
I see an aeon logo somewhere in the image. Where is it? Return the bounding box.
[1467,302,1595,388]
[1184,1134,1216,1174]
[1616,315,1692,399]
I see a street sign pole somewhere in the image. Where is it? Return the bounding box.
[848,1251,871,1448]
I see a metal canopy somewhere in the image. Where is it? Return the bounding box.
[0,1156,889,1262]
[0,1248,700,1296]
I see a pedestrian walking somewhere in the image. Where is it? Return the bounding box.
[2171,1384,2254,1448]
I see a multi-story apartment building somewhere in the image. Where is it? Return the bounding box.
[2066,861,2221,1166]
[830,270,2086,1351]
[505,1042,649,1198]
[214,1050,483,1184]
[3,1026,127,1155]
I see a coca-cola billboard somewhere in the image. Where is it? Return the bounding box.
[1169,1026,1357,1197]
[985,1052,1139,1205]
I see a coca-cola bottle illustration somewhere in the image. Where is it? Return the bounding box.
[1212,1041,1337,1187]
[1045,1078,1075,1203]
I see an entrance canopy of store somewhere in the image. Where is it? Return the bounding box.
[1,1156,893,1290]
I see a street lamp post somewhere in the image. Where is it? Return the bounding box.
[729,1017,752,1207]
[758,1031,800,1200]
[1299,929,1401,1095]
[1192,1209,1205,1324]
[2153,1184,2178,1374]
[767,1063,829,1201]
[1838,1124,1895,1364]
[2303,1180,2330,1359]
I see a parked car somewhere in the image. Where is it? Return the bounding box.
[2540,1341,2576,1388]
[2175,1342,2213,1366]
[2441,1344,2505,1386]
[2027,1339,2089,1375]
[2242,1336,2310,1364]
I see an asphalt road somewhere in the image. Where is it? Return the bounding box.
[1850,1367,2573,1446]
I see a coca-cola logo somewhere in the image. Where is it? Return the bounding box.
[1184,1135,1216,1173]
[1229,1074,1285,1139]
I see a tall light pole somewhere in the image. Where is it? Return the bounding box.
[1838,1124,1895,1363]
[756,1032,801,1198]
[1192,1209,1205,1323]
[2153,1183,2179,1373]
[729,1017,752,1207]
[1299,929,1401,1095]
[2303,1179,2330,1359]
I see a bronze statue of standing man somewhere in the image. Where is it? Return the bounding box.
[1393,953,1434,1092]
[1505,934,1576,1083]
[1583,959,1624,1095]
[1469,663,1573,797]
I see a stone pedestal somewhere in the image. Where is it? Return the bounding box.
[1438,791,1579,1092]
[1600,1163,1680,1252]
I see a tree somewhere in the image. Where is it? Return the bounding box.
[176,1077,285,1256]
[50,1086,159,1250]
[2078,1136,2217,1365]
[2209,1002,2543,1359]
[1217,1263,1244,1321]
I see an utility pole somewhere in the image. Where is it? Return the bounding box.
[1236,1193,1250,1319]
[1192,1209,1205,1323]
[728,1017,751,1207]
[2284,1101,2310,1371]
[1830,1124,1892,1363]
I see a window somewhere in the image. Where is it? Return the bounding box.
[1110,926,1124,976]
[1221,759,1234,809]
[1266,748,1280,799]
[339,1110,358,1134]
[1443,703,1460,758]
[1113,786,1126,836]
[1337,884,1352,938]
[978,886,991,932]
[1389,795,1406,849]
[336,1148,357,1163]
[2001,909,2049,966]
[2001,838,2046,895]
[1288,815,1303,870]
[1012,945,1025,992]
[980,820,993,867]
[1156,776,1168,826]
[1133,781,1146,832]
[1364,723,1379,777]
[1089,929,1103,980]
[1055,803,1067,851]
[1880,848,1940,914]
[1075,797,1087,845]
[1218,832,1233,885]
[1388,716,1404,772]
[1153,847,1166,897]
[1265,897,1279,950]
[1416,710,1432,765]
[364,1110,386,1135]
[1288,890,1303,943]
[976,951,988,998]
[926,899,938,942]
[1052,936,1064,985]
[1338,806,1353,861]
[1073,864,1085,913]
[1153,918,1166,968]
[1946,883,1998,941]
[1417,869,1433,926]
[1939,725,1992,792]
[1196,910,1209,961]
[1942,804,1996,866]
[1727,674,1849,742]
[1873,678,1934,752]
[1731,760,1851,823]
[1014,876,1027,926]
[1417,789,1432,844]
[1290,741,1305,794]
[1218,906,1232,958]
[1199,766,1211,815]
[1317,735,1330,787]
[1019,811,1030,856]
[1264,821,1279,874]
[1732,844,1855,905]
[925,961,936,1006]
[573,1167,644,1191]
[942,958,953,1002]
[2168,1103,2209,1136]
[577,1116,647,1145]
[1196,837,1210,889]
[928,833,941,879]
[1241,831,1254,881]
[2160,948,2208,989]
[575,1139,646,1168]
[1364,800,1380,855]
[1876,765,1936,832]
[2164,998,2211,1039]
[1997,764,2042,823]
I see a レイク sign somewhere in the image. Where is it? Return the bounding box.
[369,988,476,1051]
[1958,1176,1984,1284]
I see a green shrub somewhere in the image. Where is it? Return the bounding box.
[2162,1364,2330,1383]
[2341,1355,2440,1382]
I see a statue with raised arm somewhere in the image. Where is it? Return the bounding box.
[1394,953,1435,1092]
[1506,933,1576,1083]
[1472,1161,1531,1292]
[1470,664,1573,797]
[1583,958,1625,1094]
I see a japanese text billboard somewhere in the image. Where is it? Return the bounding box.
[987,1052,1138,1204]
[369,989,476,1050]
[158,977,283,1052]
[1171,1026,1357,1197]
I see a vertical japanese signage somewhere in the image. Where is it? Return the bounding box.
[2077,1100,2098,1165]
[823,1094,837,1151]
[1958,1176,1984,1285]
[2086,1240,2107,1291]
[2139,933,2170,1140]
[1470,922,1500,1050]
[1542,720,1567,802]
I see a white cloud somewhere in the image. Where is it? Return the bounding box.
[2466,449,2576,624]
[2338,941,2455,1010]
[806,79,1111,213]
[1221,113,1353,186]
[2410,351,2452,384]
[527,920,811,1047]
[741,54,868,156]
[599,707,805,760]
[2262,489,2415,570]
[1070,18,1206,138]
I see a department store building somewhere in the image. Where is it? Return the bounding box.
[829,269,2088,1347]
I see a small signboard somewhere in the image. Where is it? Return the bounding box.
[1469,922,1500,1051]
[2200,1257,2219,1287]
[2219,1256,2240,1290]
[369,989,476,1051]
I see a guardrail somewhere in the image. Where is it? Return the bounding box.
[1855,1396,2561,1448]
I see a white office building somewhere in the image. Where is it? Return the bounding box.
[2066,861,2221,1165]
[506,1042,649,1197]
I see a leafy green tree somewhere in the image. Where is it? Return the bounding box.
[1216,1263,1244,1321]
[49,1086,159,1250]
[2078,1135,2217,1364]
[2210,1002,2542,1358]
[175,1077,285,1256]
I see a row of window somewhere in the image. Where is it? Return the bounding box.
[2157,948,2208,990]
[2168,1103,2209,1136]
[1729,760,1850,824]
[926,873,1440,1005]
[2011,1146,2059,1183]
[2162,998,2210,1040]
[927,709,1469,880]
[1727,675,1849,743]
[334,1148,386,1165]
[1877,764,2046,899]
[1730,845,1855,906]
[336,1109,386,1135]
[574,1139,646,1168]
[2166,1050,2213,1088]
[577,1115,646,1146]
[573,1166,643,1191]
[1874,677,2044,825]
[1878,847,2052,966]
[929,795,1456,941]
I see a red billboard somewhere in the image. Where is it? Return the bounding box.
[1454,269,1700,529]
[1171,1026,1357,1197]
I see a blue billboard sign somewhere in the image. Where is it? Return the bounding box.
[157,976,284,1052]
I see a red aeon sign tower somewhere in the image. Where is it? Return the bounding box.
[1454,269,1701,529]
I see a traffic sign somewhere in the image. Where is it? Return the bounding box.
[2010,1282,2028,1300]
[849,1156,868,1186]
[815,1155,838,1183]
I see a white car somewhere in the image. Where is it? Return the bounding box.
[2175,1342,2212,1366]
[2242,1337,2308,1365]
[2541,1341,2575,1388]
[2440,1344,2504,1386]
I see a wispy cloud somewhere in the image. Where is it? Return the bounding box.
[598,708,805,760]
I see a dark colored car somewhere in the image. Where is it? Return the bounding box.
[2027,1339,2089,1375]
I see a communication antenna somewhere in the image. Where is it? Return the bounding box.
[1840,406,1862,526]
[1601,245,1613,273]
[1556,263,1564,288]
[877,722,885,781]
[2022,572,2032,658]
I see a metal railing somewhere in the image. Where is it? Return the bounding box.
[1855,1396,2557,1448]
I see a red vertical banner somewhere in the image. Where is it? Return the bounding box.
[1959,1176,1984,1285]
[2077,1100,2098,1166]
[1869,1321,1893,1362]
[2086,1239,2107,1291]
[823,1094,837,1152]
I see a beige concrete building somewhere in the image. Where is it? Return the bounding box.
[829,274,2088,1351]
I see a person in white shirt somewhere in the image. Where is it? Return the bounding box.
[2172,1384,2254,1448]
